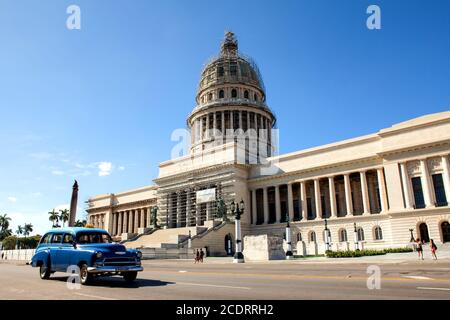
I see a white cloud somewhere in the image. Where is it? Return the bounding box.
[51,170,65,176]
[98,162,113,176]
[7,196,17,203]
[118,166,125,171]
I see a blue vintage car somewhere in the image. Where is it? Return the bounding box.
[31,227,143,285]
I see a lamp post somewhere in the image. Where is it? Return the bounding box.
[188,230,192,249]
[353,222,359,251]
[231,200,245,263]
[285,213,293,259]
[324,218,331,252]
[409,228,415,242]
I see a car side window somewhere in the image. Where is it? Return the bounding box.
[40,233,52,245]
[51,234,63,244]
[62,234,74,244]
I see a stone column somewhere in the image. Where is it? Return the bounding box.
[344,174,354,216]
[360,171,370,215]
[377,168,388,212]
[117,212,123,236]
[140,208,145,229]
[328,177,337,218]
[420,159,434,207]
[263,187,269,224]
[247,111,251,131]
[287,183,294,222]
[275,185,281,223]
[123,211,128,234]
[133,209,139,232]
[441,155,450,203]
[206,202,211,221]
[300,181,307,219]
[314,179,322,219]
[128,210,133,233]
[177,193,182,227]
[146,207,151,228]
[112,213,117,235]
[400,162,414,209]
[251,189,257,225]
[196,203,202,226]
[186,190,192,227]
[239,110,243,129]
[230,110,234,132]
[213,112,217,135]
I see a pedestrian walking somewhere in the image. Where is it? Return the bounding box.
[430,239,438,260]
[416,238,424,260]
[194,249,200,264]
[199,248,204,263]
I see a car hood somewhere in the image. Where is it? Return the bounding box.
[77,243,128,253]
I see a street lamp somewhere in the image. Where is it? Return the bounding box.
[188,230,192,249]
[353,222,359,251]
[231,200,245,263]
[285,213,293,259]
[324,218,331,252]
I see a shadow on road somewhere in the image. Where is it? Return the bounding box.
[48,275,173,288]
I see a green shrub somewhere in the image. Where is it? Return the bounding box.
[382,247,413,254]
[325,249,386,258]
[326,247,413,258]
[1,235,41,250]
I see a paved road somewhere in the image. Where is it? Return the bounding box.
[0,259,449,300]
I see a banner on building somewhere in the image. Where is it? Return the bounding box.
[196,188,216,204]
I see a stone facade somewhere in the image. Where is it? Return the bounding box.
[87,33,450,254]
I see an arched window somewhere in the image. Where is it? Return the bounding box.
[309,231,316,242]
[254,93,258,101]
[231,89,237,98]
[208,92,213,101]
[357,228,365,241]
[339,229,348,242]
[297,233,302,242]
[219,90,224,99]
[374,226,383,240]
[244,90,249,99]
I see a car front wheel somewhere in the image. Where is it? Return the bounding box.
[79,264,92,285]
[39,263,51,280]
[123,271,137,282]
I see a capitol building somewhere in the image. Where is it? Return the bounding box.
[87,32,450,256]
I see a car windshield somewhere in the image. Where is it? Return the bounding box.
[76,232,112,244]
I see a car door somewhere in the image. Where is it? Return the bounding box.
[49,233,64,271]
[59,233,76,272]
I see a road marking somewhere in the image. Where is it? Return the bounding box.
[402,276,433,280]
[177,282,251,290]
[73,292,117,300]
[417,287,450,292]
[179,270,188,273]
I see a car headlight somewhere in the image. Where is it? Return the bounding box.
[136,251,142,259]
[96,251,103,259]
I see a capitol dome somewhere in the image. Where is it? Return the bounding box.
[188,32,275,160]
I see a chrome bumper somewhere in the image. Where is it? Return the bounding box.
[87,266,143,273]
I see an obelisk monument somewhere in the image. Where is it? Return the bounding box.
[68,180,79,227]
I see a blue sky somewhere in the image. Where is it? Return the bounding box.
[0,0,449,235]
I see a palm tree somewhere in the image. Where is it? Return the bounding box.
[16,225,23,236]
[23,223,33,237]
[74,219,87,227]
[48,209,59,228]
[0,214,12,240]
[0,213,11,230]
[59,209,69,227]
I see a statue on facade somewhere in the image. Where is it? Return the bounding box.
[151,206,159,228]
[216,197,228,221]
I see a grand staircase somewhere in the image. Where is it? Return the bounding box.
[123,226,208,249]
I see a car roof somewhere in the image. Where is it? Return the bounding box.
[44,227,108,235]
